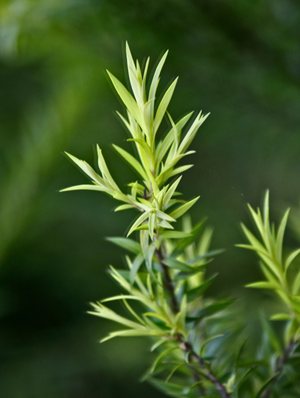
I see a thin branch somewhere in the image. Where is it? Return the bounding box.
[155,248,179,314]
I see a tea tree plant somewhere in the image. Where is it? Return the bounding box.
[62,44,300,397]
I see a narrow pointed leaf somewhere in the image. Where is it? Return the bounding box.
[285,248,300,272]
[113,144,147,180]
[169,197,200,220]
[106,237,141,254]
[245,282,279,290]
[255,373,280,398]
[127,211,150,236]
[154,78,178,134]
[60,184,109,193]
[107,70,144,128]
[187,274,217,302]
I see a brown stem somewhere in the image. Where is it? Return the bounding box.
[155,247,231,398]
[260,337,295,398]
[155,248,179,314]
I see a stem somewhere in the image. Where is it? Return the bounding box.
[155,247,231,398]
[155,248,179,314]
[261,337,295,398]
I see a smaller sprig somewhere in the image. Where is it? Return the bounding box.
[237,190,300,396]
[238,191,300,329]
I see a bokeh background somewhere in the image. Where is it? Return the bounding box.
[1,1,300,397]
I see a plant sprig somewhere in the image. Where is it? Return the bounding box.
[62,44,300,398]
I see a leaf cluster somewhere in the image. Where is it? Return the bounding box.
[62,45,300,398]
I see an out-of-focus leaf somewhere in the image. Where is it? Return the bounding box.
[255,373,280,398]
[172,219,206,255]
[106,237,141,254]
[113,144,148,180]
[245,281,278,290]
[285,248,300,273]
[162,258,192,272]
[260,315,282,354]
[191,299,235,321]
[187,274,217,302]
[270,313,292,321]
[199,334,224,357]
[160,230,191,239]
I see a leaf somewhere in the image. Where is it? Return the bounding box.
[270,313,292,321]
[64,152,105,185]
[96,145,119,191]
[156,209,176,222]
[240,224,282,281]
[150,346,179,374]
[106,237,141,254]
[174,266,208,281]
[177,111,209,155]
[292,269,300,294]
[113,144,147,180]
[163,176,182,208]
[162,258,192,272]
[160,231,191,239]
[199,334,224,357]
[107,70,143,129]
[187,249,225,265]
[101,328,152,343]
[155,112,193,167]
[245,282,279,290]
[224,373,236,394]
[172,219,206,255]
[235,339,248,369]
[236,366,257,388]
[165,364,185,383]
[112,191,132,203]
[154,78,178,134]
[288,295,300,314]
[89,302,146,330]
[168,164,194,178]
[192,299,235,321]
[151,338,170,352]
[169,197,200,220]
[285,248,300,273]
[157,165,194,187]
[255,373,280,398]
[187,274,217,302]
[260,315,282,354]
[149,50,169,114]
[60,184,109,193]
[130,253,145,286]
[127,211,150,236]
[149,379,192,398]
[125,42,142,105]
[276,208,290,264]
[115,204,134,212]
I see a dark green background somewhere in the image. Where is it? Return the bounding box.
[1,1,300,397]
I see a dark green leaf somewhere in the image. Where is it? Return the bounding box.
[255,373,280,398]
[162,258,192,272]
[187,249,225,265]
[187,274,218,302]
[190,299,235,321]
[172,219,207,255]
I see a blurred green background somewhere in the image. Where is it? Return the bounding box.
[1,0,300,397]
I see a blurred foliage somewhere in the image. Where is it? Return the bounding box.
[0,0,300,397]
